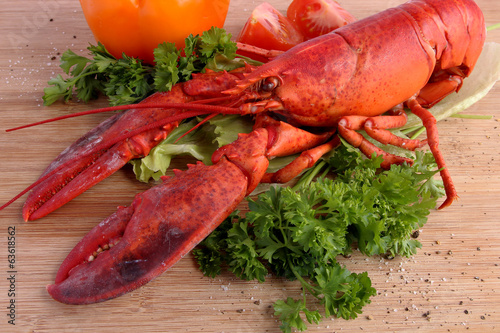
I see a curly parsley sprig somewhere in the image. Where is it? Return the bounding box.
[43,27,245,106]
[193,142,444,332]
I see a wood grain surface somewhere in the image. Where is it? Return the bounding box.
[0,0,499,332]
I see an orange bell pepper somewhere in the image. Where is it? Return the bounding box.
[79,0,231,63]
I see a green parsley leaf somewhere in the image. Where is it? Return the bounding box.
[153,42,181,91]
[103,55,152,105]
[273,298,311,333]
[192,217,234,278]
[59,49,93,76]
[42,74,77,105]
[312,263,375,320]
[199,26,238,60]
[43,28,241,106]
[226,220,268,282]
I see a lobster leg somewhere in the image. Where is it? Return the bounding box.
[337,111,423,168]
[253,114,338,183]
[338,101,457,209]
[262,137,341,183]
[362,109,428,150]
[416,75,463,108]
[407,97,457,209]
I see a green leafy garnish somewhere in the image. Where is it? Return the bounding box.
[129,114,254,182]
[193,143,444,332]
[43,27,244,106]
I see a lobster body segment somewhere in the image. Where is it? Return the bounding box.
[6,0,486,304]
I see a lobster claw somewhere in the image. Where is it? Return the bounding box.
[23,108,171,221]
[20,69,248,221]
[47,159,249,304]
[46,128,272,304]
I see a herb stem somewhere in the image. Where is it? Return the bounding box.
[293,160,328,191]
[289,260,318,296]
[64,70,105,85]
[487,23,500,31]
[450,114,492,119]
[400,125,423,135]
[274,211,289,248]
[410,127,426,140]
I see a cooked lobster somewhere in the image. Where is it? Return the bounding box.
[2,0,486,304]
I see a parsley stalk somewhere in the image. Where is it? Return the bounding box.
[292,160,329,190]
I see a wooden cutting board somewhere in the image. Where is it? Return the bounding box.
[0,0,499,332]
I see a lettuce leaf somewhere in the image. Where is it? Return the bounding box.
[130,115,252,182]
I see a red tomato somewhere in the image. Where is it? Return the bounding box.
[286,0,356,40]
[236,2,304,52]
[79,0,231,64]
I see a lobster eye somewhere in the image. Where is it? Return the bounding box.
[261,76,280,92]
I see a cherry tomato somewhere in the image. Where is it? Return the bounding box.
[79,0,231,63]
[286,0,356,39]
[236,2,304,52]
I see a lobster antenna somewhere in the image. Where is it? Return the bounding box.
[6,105,132,132]
[174,113,220,143]
[6,102,242,132]
[172,93,253,142]
[0,107,243,212]
[0,166,61,212]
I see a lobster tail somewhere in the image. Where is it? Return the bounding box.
[402,0,485,76]
[458,0,487,73]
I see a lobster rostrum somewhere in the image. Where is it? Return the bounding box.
[2,0,485,304]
